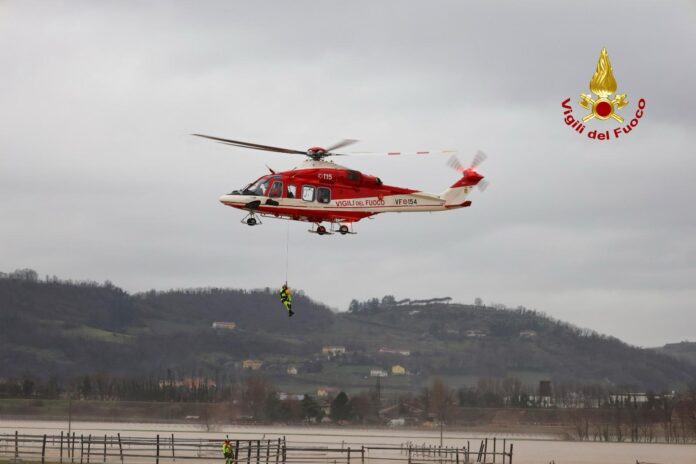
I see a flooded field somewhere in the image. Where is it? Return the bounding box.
[1,419,695,464]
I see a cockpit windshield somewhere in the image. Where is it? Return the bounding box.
[243,178,270,196]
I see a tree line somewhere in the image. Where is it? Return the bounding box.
[2,373,696,442]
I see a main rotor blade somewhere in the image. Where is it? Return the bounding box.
[447,155,465,173]
[325,139,358,153]
[192,134,307,155]
[349,150,457,156]
[471,150,487,168]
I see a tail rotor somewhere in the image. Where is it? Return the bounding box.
[448,151,489,191]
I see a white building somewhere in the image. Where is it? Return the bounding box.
[379,348,411,356]
[322,346,346,356]
[464,329,486,338]
[212,321,236,330]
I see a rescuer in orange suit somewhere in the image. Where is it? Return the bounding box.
[280,283,294,317]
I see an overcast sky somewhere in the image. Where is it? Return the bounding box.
[1,1,695,347]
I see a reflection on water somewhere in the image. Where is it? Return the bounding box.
[1,420,695,464]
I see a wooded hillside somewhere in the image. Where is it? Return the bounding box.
[1,270,694,392]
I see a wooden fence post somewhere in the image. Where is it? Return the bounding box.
[246,440,251,464]
[87,434,92,464]
[275,438,280,464]
[171,434,175,462]
[61,431,64,464]
[234,440,240,464]
[256,440,260,464]
[156,435,160,464]
[361,446,365,464]
[71,432,76,463]
[407,445,411,464]
[509,444,513,464]
[493,437,496,464]
[502,440,506,464]
[42,434,47,464]
[14,430,18,458]
[347,447,351,464]
[80,434,84,464]
[117,433,123,464]
[103,434,107,463]
[265,439,270,464]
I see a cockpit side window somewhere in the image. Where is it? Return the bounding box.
[269,181,283,198]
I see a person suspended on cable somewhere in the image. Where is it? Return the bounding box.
[222,439,233,464]
[280,283,294,317]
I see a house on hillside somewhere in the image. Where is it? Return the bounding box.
[379,348,411,356]
[212,321,236,330]
[519,330,537,339]
[286,366,298,375]
[391,365,406,375]
[464,329,487,338]
[317,387,339,397]
[242,359,263,370]
[322,346,346,357]
[370,368,388,377]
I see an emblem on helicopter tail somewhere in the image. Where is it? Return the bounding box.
[560,47,646,141]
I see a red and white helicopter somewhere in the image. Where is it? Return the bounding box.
[196,134,487,235]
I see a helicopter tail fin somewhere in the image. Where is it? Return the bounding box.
[440,184,471,206]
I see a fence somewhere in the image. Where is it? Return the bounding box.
[0,432,513,464]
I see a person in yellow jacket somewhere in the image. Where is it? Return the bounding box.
[280,283,294,317]
[222,439,233,464]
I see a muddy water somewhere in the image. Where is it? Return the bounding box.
[1,420,694,464]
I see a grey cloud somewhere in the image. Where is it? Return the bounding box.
[1,1,695,347]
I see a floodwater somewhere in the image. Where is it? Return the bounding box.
[1,419,695,464]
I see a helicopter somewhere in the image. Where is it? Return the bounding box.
[195,134,487,235]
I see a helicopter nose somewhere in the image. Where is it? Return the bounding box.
[219,194,235,205]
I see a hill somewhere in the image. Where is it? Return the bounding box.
[1,270,694,393]
[654,341,696,366]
